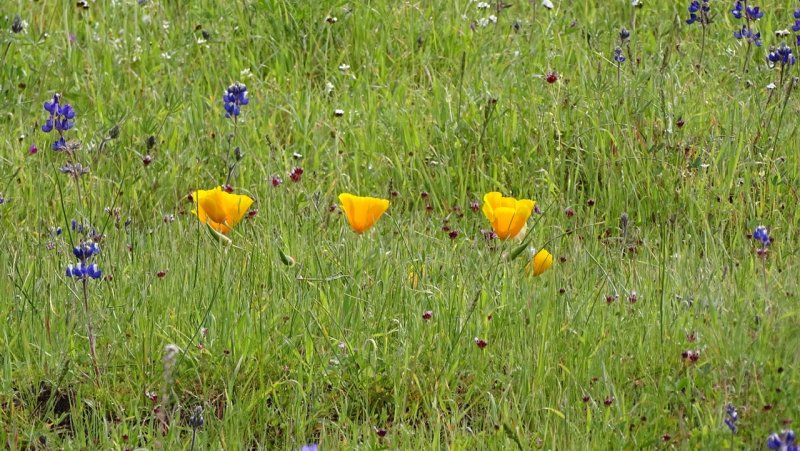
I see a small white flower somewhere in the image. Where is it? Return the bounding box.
[542,0,554,9]
[477,1,490,9]
[333,109,345,117]
[488,14,497,23]
[196,38,207,44]
[338,63,350,72]
[631,0,643,7]
[766,82,776,90]
[160,52,171,60]
[162,21,170,30]
[325,81,335,94]
[477,17,489,27]
[775,29,791,38]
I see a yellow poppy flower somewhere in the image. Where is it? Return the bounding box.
[526,249,554,276]
[481,192,536,240]
[191,186,254,235]
[338,193,390,234]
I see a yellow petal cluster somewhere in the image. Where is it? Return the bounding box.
[526,249,554,276]
[481,192,535,240]
[338,193,390,234]
[191,187,254,235]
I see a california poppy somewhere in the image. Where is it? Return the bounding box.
[526,249,553,276]
[338,193,390,233]
[191,186,254,235]
[481,192,535,240]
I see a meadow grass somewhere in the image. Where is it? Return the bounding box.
[1,0,799,449]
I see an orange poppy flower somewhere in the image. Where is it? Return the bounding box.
[526,249,554,276]
[191,186,254,235]
[338,193,390,233]
[481,192,536,240]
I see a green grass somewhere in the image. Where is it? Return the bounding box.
[1,0,799,449]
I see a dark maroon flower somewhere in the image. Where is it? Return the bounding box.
[420,191,429,199]
[29,143,38,155]
[422,310,433,320]
[246,209,258,219]
[157,270,167,278]
[586,198,595,207]
[546,71,559,83]
[676,117,685,129]
[389,190,399,198]
[271,176,283,187]
[289,167,303,182]
[482,229,497,241]
[564,207,575,218]
[470,200,480,212]
[603,396,614,406]
[474,337,488,349]
[142,154,153,166]
[605,294,618,304]
[222,184,234,193]
[681,349,700,363]
[628,291,638,303]
[448,230,459,239]
[375,427,387,438]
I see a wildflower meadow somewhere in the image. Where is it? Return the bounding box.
[1,0,800,449]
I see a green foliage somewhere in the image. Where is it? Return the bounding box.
[0,0,798,449]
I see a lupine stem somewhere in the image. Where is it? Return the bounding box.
[699,23,707,69]
[82,277,100,381]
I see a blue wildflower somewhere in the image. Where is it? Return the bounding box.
[746,5,763,21]
[0,193,5,205]
[753,225,771,248]
[724,404,738,433]
[73,242,100,261]
[66,262,102,279]
[795,8,800,20]
[223,82,249,118]
[686,0,710,25]
[42,94,75,134]
[731,1,743,19]
[614,47,625,62]
[733,25,761,47]
[767,430,796,450]
[768,43,796,66]
[301,445,318,451]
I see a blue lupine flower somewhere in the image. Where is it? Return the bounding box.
[42,94,77,152]
[42,94,76,134]
[66,262,102,279]
[767,430,796,450]
[614,47,625,62]
[73,242,100,261]
[724,404,738,433]
[301,445,319,451]
[52,137,67,151]
[731,1,743,19]
[746,5,763,21]
[733,25,761,47]
[753,225,770,246]
[795,8,800,20]
[793,20,800,33]
[223,82,249,118]
[768,43,796,66]
[686,0,710,25]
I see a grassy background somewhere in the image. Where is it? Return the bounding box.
[1,0,799,449]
